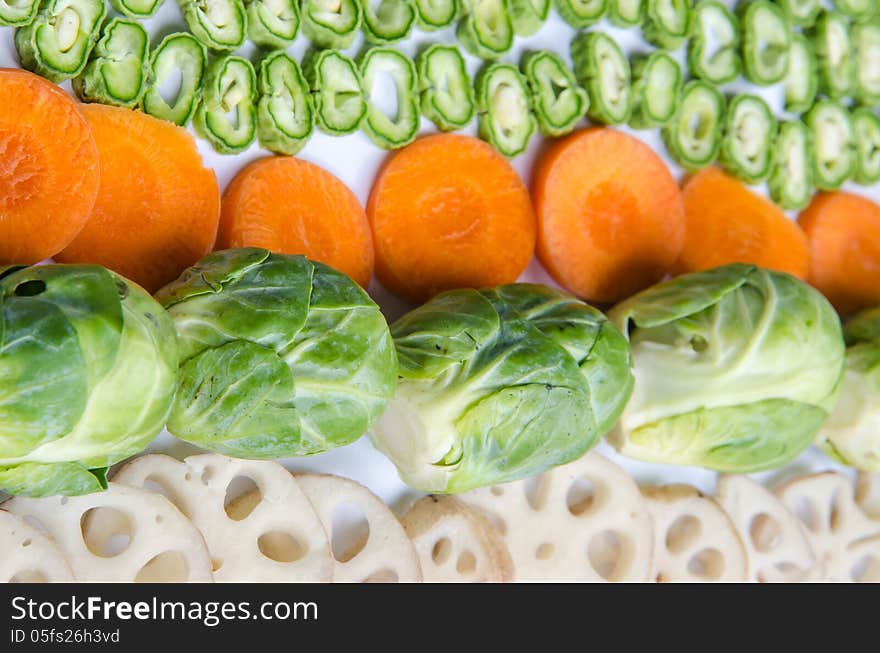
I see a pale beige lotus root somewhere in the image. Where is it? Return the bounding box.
[775,472,880,582]
[3,484,213,582]
[0,509,74,583]
[643,484,748,582]
[460,452,654,582]
[402,495,514,582]
[295,473,422,583]
[112,454,333,582]
[715,475,816,582]
[856,473,880,520]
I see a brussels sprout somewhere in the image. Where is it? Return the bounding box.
[0,264,178,497]
[155,249,397,460]
[370,283,633,493]
[817,308,880,472]
[609,264,845,473]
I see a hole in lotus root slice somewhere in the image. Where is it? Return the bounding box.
[296,474,421,583]
[402,495,514,583]
[776,472,880,583]
[112,454,331,582]
[81,507,132,558]
[856,473,880,520]
[715,475,817,582]
[330,502,370,563]
[2,484,212,582]
[587,530,634,581]
[0,510,74,583]
[134,551,191,583]
[643,484,747,583]
[460,452,654,582]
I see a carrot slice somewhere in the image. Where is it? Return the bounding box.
[56,104,220,292]
[218,156,373,288]
[0,68,99,264]
[677,167,810,279]
[798,191,880,314]
[534,127,685,304]
[367,133,535,303]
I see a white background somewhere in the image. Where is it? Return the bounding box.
[0,2,873,510]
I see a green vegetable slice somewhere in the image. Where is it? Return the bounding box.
[853,107,880,185]
[571,31,631,125]
[417,43,475,131]
[783,34,818,114]
[0,0,39,25]
[304,49,367,136]
[359,47,419,149]
[740,0,791,85]
[777,0,819,27]
[72,17,148,108]
[256,50,314,156]
[854,19,880,106]
[522,50,588,137]
[179,0,247,51]
[662,80,725,171]
[194,55,257,154]
[14,0,106,82]
[643,0,691,49]
[835,0,875,21]
[245,0,300,48]
[608,0,643,26]
[475,62,536,157]
[629,50,681,129]
[361,0,416,43]
[302,0,362,48]
[719,94,776,184]
[813,11,854,99]
[556,0,606,29]
[688,0,740,84]
[769,120,815,211]
[509,0,548,35]
[142,33,207,126]
[413,0,458,28]
[458,0,514,59]
[806,100,855,190]
[109,0,163,18]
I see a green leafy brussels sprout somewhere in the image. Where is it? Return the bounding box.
[608,264,845,473]
[0,264,178,497]
[155,249,397,460]
[817,307,880,471]
[370,283,633,493]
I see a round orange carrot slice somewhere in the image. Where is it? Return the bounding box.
[798,191,880,314]
[56,105,220,292]
[0,69,99,264]
[678,167,810,280]
[367,134,536,303]
[218,156,374,288]
[533,127,685,304]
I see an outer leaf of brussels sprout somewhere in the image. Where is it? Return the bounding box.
[0,462,107,497]
[845,306,880,344]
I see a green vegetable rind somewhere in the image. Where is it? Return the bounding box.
[608,0,644,26]
[413,0,459,29]
[740,0,792,86]
[835,0,875,22]
[854,19,880,106]
[852,107,880,185]
[256,50,315,156]
[301,0,362,48]
[178,0,247,51]
[768,120,815,211]
[362,0,416,44]
[643,0,691,49]
[555,0,606,29]
[509,0,549,35]
[108,0,163,18]
[719,94,777,184]
[142,32,207,126]
[0,0,39,26]
[805,99,855,190]
[245,0,301,49]
[661,80,725,171]
[359,47,420,149]
[193,55,258,155]
[629,50,682,129]
[457,0,515,59]
[777,0,820,27]
[688,0,741,85]
[812,10,855,99]
[303,48,367,136]
[72,17,149,108]
[417,43,475,131]
[475,62,536,157]
[14,0,107,82]
[571,31,632,125]
[783,33,818,114]
[522,50,589,137]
